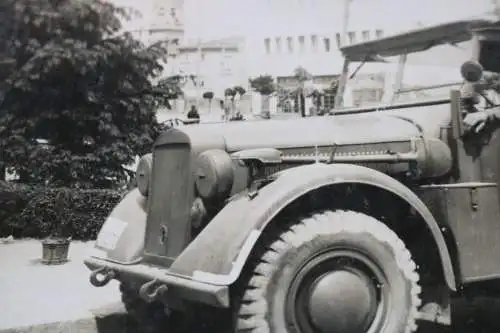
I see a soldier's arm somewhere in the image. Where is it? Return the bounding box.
[485,106,500,122]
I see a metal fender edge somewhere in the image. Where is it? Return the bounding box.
[169,163,456,291]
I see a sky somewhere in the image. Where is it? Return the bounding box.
[183,0,495,39]
[110,0,496,40]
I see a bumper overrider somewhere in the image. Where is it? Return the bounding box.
[83,189,229,308]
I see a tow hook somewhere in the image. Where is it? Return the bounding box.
[139,279,168,303]
[89,267,116,287]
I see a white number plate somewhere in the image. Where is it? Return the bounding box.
[96,217,128,251]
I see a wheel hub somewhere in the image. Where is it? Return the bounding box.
[307,270,378,333]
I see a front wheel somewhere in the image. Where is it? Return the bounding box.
[234,210,421,333]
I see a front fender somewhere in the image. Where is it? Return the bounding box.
[170,163,456,291]
[86,188,147,265]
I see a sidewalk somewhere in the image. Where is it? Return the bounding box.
[0,240,125,333]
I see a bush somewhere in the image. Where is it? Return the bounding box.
[0,183,123,240]
[202,91,214,100]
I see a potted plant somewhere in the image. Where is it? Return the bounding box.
[41,189,72,265]
[202,91,214,112]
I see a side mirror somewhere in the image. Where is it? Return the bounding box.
[460,60,484,83]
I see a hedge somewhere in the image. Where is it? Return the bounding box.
[0,182,123,240]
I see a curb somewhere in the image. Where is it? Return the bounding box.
[0,304,128,333]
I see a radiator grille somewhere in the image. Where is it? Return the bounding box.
[143,143,193,263]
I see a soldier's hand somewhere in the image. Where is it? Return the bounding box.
[464,111,489,133]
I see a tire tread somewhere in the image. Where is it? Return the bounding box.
[235,210,421,333]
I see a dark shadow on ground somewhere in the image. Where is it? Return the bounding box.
[418,297,500,333]
[94,313,129,333]
[28,258,71,266]
[89,297,500,333]
[92,302,130,333]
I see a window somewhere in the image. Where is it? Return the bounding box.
[264,38,271,54]
[287,37,294,53]
[324,92,336,109]
[362,30,370,41]
[335,33,341,48]
[348,31,356,44]
[298,36,305,52]
[324,38,331,52]
[311,35,318,52]
[375,29,384,39]
[275,37,282,53]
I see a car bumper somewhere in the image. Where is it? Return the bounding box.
[84,256,230,308]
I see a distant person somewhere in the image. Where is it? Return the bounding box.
[187,105,200,120]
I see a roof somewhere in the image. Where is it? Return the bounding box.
[340,18,499,62]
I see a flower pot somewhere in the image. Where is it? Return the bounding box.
[41,237,71,265]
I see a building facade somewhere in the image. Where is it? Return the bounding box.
[164,37,247,100]
[114,0,185,45]
[242,0,393,79]
[114,0,496,113]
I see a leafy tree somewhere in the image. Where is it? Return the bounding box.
[292,66,312,117]
[233,86,246,97]
[156,75,184,109]
[202,91,214,100]
[249,75,275,96]
[293,66,312,84]
[249,75,275,119]
[0,0,170,188]
[224,87,236,107]
[276,86,293,112]
[0,1,17,180]
[202,91,214,112]
[224,88,235,98]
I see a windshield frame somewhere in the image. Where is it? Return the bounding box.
[334,17,498,109]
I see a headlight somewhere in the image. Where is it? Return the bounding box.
[195,149,234,200]
[136,154,153,196]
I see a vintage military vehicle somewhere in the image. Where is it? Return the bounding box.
[85,17,500,333]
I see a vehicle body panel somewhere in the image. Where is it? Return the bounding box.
[91,189,147,264]
[418,182,500,284]
[168,163,456,290]
[179,103,450,151]
[417,126,500,283]
[89,102,454,279]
